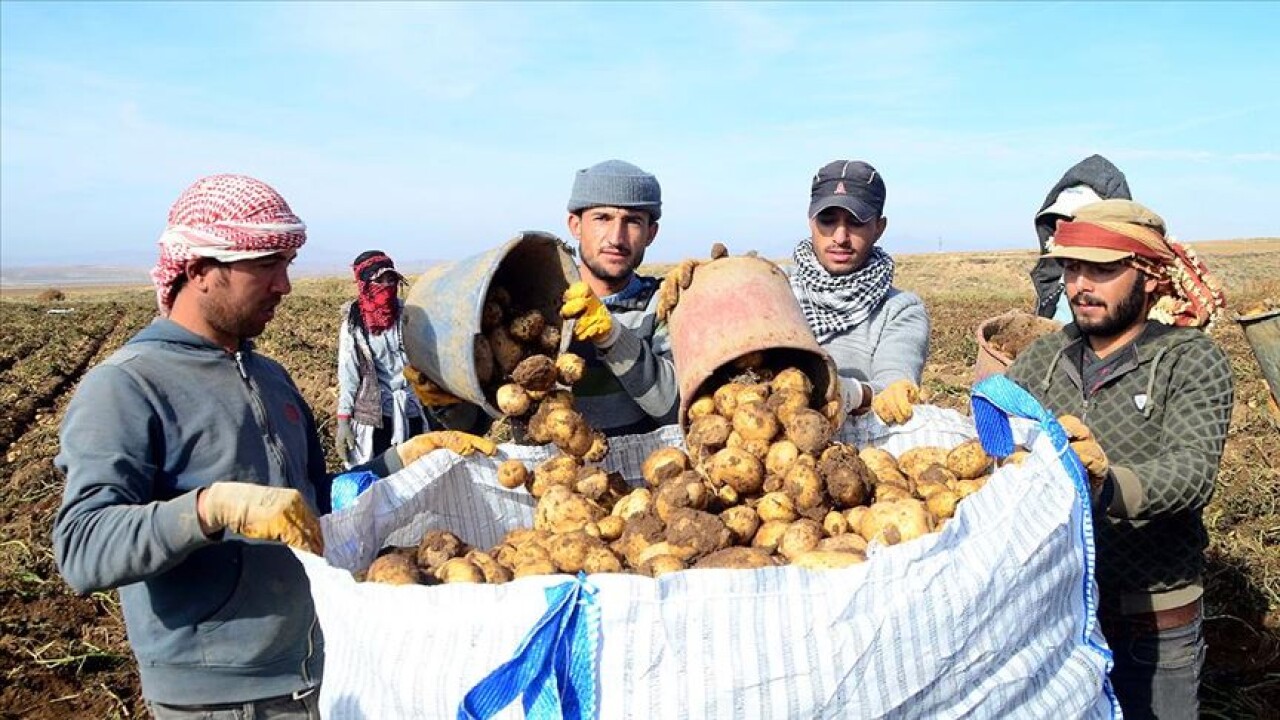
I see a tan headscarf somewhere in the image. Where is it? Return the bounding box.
[1045,199,1226,329]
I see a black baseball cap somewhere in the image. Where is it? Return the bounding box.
[808,160,886,222]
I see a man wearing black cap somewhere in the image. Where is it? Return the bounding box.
[336,250,426,466]
[788,160,930,425]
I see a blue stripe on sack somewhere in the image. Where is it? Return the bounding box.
[458,574,599,720]
[970,375,1121,718]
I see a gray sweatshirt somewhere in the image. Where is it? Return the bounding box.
[53,318,329,705]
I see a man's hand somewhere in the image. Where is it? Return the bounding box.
[397,431,498,467]
[871,379,920,425]
[1058,414,1110,493]
[560,282,614,345]
[198,482,324,555]
[335,417,356,456]
[404,365,464,407]
[656,242,729,323]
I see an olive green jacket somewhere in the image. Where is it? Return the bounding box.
[1006,321,1234,613]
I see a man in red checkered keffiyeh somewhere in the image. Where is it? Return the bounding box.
[150,174,307,315]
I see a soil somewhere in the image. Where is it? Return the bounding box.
[2,243,1278,718]
[982,312,1062,361]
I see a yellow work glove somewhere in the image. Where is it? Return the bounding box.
[1058,414,1110,493]
[656,242,729,323]
[404,365,464,407]
[396,430,497,467]
[560,282,614,345]
[871,379,920,425]
[198,482,324,555]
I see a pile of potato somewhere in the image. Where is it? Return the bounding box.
[365,353,1025,585]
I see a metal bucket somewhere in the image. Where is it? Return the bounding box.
[401,231,578,418]
[973,311,1062,384]
[667,255,839,429]
[1237,307,1280,421]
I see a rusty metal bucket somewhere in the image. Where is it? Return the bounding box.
[401,232,578,418]
[1237,307,1280,422]
[667,255,840,429]
[973,311,1062,384]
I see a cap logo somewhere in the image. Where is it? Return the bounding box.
[834,181,847,195]
[1133,393,1148,411]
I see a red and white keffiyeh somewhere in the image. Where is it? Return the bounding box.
[150,174,307,314]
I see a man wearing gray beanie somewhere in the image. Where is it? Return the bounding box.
[559,159,679,435]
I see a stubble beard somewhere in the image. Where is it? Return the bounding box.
[1073,276,1148,340]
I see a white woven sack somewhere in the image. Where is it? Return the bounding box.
[303,405,1117,719]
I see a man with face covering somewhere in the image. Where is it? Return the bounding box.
[785,160,930,425]
[1006,199,1232,720]
[1032,154,1133,322]
[335,251,425,467]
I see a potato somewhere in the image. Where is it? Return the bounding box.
[506,544,557,578]
[555,353,586,386]
[844,507,868,537]
[716,484,740,506]
[817,534,868,554]
[687,395,717,421]
[694,547,777,569]
[654,473,710,521]
[496,383,532,416]
[953,476,988,499]
[706,447,765,496]
[539,323,562,353]
[465,550,513,584]
[1001,450,1032,467]
[720,506,761,545]
[642,447,690,488]
[783,460,825,510]
[509,309,546,343]
[416,530,466,572]
[664,507,733,560]
[547,531,606,573]
[778,519,823,561]
[858,447,909,488]
[487,325,526,377]
[530,455,581,498]
[918,464,958,490]
[790,550,864,570]
[733,403,780,443]
[784,409,833,454]
[771,367,813,398]
[874,483,914,503]
[946,439,993,479]
[612,488,653,519]
[497,459,529,490]
[435,557,485,584]
[512,355,558,392]
[481,300,503,331]
[686,414,732,451]
[819,445,873,509]
[534,486,606,534]
[713,382,748,418]
[641,554,687,577]
[861,499,934,545]
[751,520,791,552]
[612,511,667,568]
[897,446,951,482]
[541,389,575,410]
[736,384,771,408]
[926,489,960,520]
[581,431,609,463]
[913,480,950,500]
[474,336,496,386]
[595,515,625,541]
[765,389,810,426]
[366,553,421,585]
[583,546,624,574]
[574,466,613,501]
[726,430,772,461]
[823,510,850,537]
[636,541,698,567]
[756,491,799,523]
[765,440,800,477]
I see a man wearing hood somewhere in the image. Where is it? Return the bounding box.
[1032,154,1133,322]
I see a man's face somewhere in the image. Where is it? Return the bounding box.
[809,207,887,275]
[1064,259,1154,338]
[199,250,295,342]
[567,206,658,285]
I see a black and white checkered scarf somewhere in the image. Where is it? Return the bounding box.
[789,239,895,343]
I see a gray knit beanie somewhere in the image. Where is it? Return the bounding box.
[566,159,662,220]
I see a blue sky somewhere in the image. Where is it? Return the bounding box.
[2,1,1277,272]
